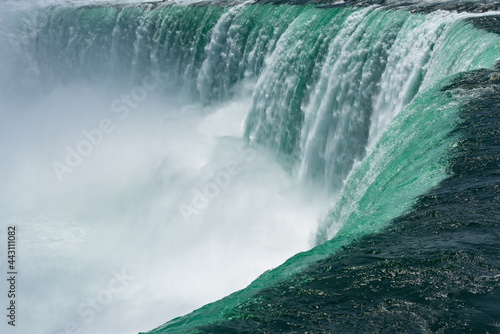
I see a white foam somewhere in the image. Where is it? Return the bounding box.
[0,82,324,334]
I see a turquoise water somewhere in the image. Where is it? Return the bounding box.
[1,1,499,333]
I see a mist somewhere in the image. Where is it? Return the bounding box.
[0,40,328,333]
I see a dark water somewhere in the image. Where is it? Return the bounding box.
[258,0,500,13]
[197,62,500,333]
[128,3,500,333]
[1,0,499,332]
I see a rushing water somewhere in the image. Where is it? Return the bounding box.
[0,1,499,333]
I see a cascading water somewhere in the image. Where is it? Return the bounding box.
[0,1,499,333]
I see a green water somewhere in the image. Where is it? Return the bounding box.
[4,2,499,332]
[131,5,499,333]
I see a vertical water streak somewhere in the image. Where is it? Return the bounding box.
[298,8,406,191]
[244,6,349,158]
